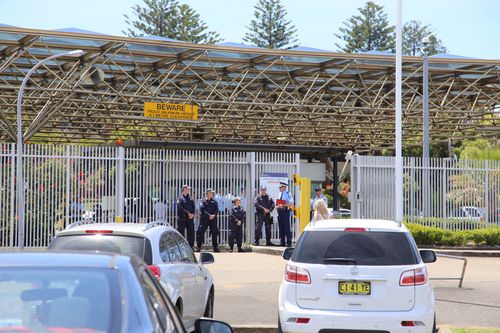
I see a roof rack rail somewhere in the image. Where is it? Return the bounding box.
[66,219,96,229]
[143,220,171,231]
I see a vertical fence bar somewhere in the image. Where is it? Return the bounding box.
[116,146,125,222]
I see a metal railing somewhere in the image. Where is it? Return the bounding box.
[0,144,299,247]
[430,253,468,288]
[350,155,500,230]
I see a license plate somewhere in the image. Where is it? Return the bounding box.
[338,281,371,295]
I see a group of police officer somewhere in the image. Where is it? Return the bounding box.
[176,181,294,252]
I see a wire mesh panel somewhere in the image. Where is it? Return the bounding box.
[351,155,500,230]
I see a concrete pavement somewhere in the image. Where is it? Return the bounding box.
[207,252,500,329]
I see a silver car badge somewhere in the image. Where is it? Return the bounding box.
[350,266,360,275]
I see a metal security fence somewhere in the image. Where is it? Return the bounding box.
[351,155,500,229]
[0,144,299,247]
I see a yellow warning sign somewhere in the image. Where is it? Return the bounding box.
[144,102,199,121]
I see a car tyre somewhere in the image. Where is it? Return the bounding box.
[432,315,436,333]
[203,289,214,318]
[278,316,283,333]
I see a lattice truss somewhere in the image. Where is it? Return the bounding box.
[0,26,498,151]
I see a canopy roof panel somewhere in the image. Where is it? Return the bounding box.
[0,26,498,153]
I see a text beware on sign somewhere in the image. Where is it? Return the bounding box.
[144,102,199,121]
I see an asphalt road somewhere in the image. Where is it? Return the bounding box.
[207,252,500,328]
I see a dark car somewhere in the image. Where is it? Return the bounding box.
[0,252,232,333]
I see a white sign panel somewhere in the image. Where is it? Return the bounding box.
[259,172,289,221]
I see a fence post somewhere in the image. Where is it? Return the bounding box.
[247,152,256,244]
[485,160,489,227]
[116,146,125,223]
[9,143,16,247]
[442,159,447,229]
[65,146,71,228]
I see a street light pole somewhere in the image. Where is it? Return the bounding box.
[421,37,430,217]
[421,37,430,159]
[395,0,403,226]
[16,49,84,248]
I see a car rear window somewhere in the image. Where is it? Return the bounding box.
[0,267,122,333]
[292,230,418,266]
[49,235,153,264]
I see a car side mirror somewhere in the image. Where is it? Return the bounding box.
[195,318,233,333]
[420,250,437,263]
[200,252,214,265]
[283,247,294,260]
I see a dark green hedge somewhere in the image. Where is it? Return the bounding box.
[405,223,500,247]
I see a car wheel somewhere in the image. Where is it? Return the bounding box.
[203,289,214,318]
[432,315,436,333]
[278,316,283,333]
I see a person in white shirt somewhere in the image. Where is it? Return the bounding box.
[153,198,168,221]
[311,199,332,224]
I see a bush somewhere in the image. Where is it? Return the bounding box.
[405,223,500,247]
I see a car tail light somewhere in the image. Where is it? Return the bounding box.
[296,318,310,324]
[148,265,161,279]
[285,264,311,284]
[400,267,427,286]
[85,230,113,234]
[344,227,366,232]
[401,321,425,327]
[287,317,311,324]
[401,321,415,327]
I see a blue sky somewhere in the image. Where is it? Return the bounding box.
[0,0,498,59]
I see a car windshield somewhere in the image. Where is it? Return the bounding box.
[49,235,152,264]
[292,230,418,266]
[0,267,121,333]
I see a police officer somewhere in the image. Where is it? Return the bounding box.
[277,182,294,247]
[229,197,245,252]
[254,185,275,246]
[176,185,195,248]
[197,188,220,252]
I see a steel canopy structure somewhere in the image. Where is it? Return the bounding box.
[0,26,498,153]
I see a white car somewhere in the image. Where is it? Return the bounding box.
[279,219,437,333]
[49,221,215,332]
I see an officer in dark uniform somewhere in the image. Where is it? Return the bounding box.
[254,185,275,246]
[197,188,220,252]
[228,197,245,252]
[176,184,195,248]
[277,182,294,247]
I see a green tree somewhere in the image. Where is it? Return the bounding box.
[243,0,299,49]
[335,1,395,53]
[403,20,447,56]
[456,139,500,160]
[124,0,221,44]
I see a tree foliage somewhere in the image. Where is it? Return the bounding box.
[243,0,298,49]
[124,0,221,44]
[456,139,500,160]
[403,20,447,56]
[335,1,395,53]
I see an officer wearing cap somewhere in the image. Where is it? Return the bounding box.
[197,188,220,252]
[277,182,294,247]
[254,185,275,246]
[177,185,195,248]
[229,197,245,252]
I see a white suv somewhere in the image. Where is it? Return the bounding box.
[279,219,437,333]
[49,221,215,332]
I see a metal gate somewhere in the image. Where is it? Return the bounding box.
[350,155,500,229]
[0,144,299,247]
